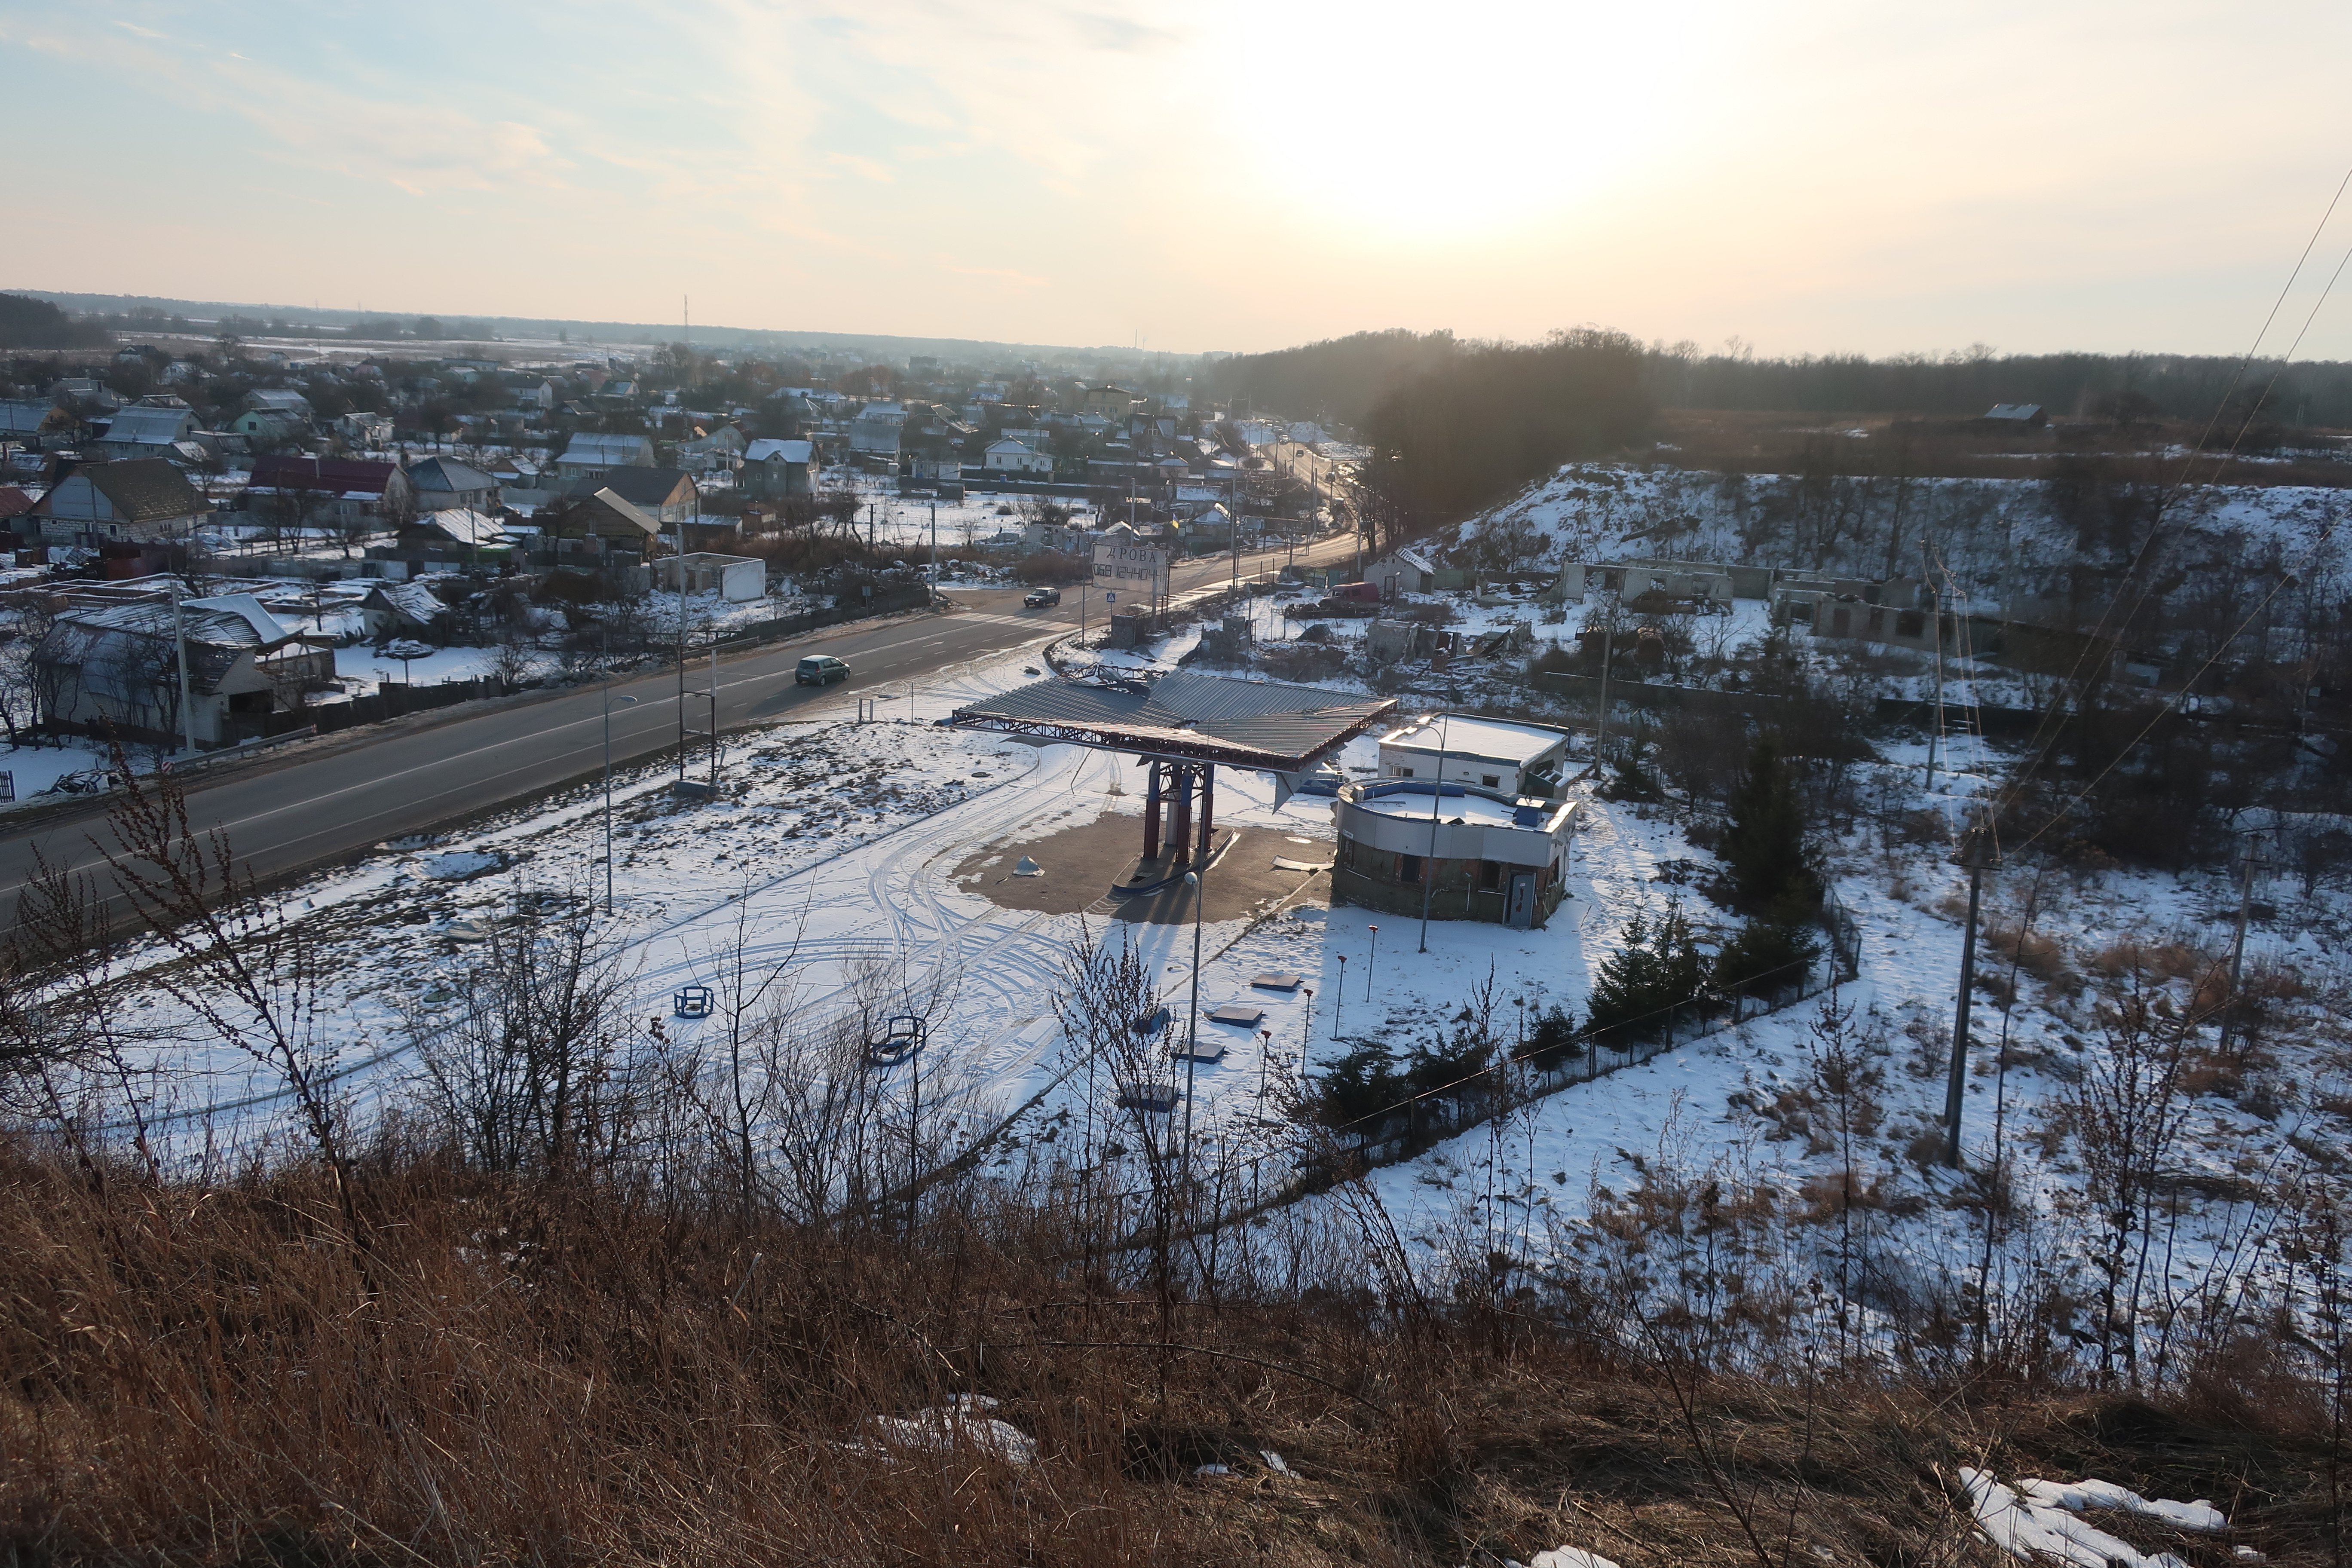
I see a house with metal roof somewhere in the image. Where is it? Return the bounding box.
[563,466,697,524]
[93,398,196,461]
[34,593,336,747]
[246,455,413,528]
[1979,403,2046,428]
[553,432,655,480]
[546,486,664,545]
[404,508,508,549]
[36,459,209,546]
[742,437,817,499]
[405,454,499,514]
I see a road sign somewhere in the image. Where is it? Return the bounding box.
[1103,591,1116,603]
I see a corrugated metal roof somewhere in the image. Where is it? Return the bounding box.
[949,672,1395,768]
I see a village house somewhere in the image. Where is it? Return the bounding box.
[553,432,655,480]
[404,454,499,514]
[741,437,817,499]
[544,486,664,548]
[983,437,1053,476]
[399,508,509,552]
[92,397,196,461]
[358,580,453,643]
[36,459,210,547]
[564,466,697,526]
[848,403,905,459]
[675,424,747,473]
[33,594,337,747]
[246,455,413,530]
[1367,546,1439,598]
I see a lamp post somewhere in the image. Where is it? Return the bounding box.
[1418,713,1452,953]
[1333,956,1346,1040]
[602,689,638,913]
[1365,924,1378,1001]
[1182,868,1205,1172]
[1299,986,1315,1087]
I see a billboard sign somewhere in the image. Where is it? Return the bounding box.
[1092,538,1168,601]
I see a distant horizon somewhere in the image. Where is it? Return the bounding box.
[19,287,2352,378]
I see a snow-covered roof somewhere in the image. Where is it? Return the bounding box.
[1349,787,1531,828]
[744,438,813,463]
[183,594,294,646]
[416,508,507,546]
[1381,714,1568,768]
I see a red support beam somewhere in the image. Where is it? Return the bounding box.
[1195,764,1214,864]
[1142,760,1163,862]
[1170,764,1194,869]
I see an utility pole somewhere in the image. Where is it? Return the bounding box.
[930,500,938,594]
[1942,818,1998,1167]
[1594,600,1615,765]
[674,524,688,785]
[170,582,196,756]
[1927,574,1945,793]
[2216,835,2263,1058]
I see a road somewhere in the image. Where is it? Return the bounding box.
[0,535,1357,932]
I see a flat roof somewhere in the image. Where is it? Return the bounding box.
[1380,714,1568,766]
[947,670,1396,770]
[1354,790,1529,828]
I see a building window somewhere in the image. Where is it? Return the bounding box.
[1896,609,1925,638]
[1399,853,1423,884]
[1481,774,1500,788]
[1397,766,1414,777]
[1479,860,1503,891]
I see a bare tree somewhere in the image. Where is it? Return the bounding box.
[412,892,634,1180]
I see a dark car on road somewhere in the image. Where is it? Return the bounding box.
[1023,587,1061,608]
[795,655,851,686]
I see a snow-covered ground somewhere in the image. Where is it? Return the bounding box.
[31,539,2352,1379]
[1449,460,2351,609]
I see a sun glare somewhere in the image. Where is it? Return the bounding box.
[1212,3,1733,240]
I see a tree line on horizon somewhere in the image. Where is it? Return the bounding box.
[1207,325,2352,432]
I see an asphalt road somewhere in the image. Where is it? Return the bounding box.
[0,536,1359,932]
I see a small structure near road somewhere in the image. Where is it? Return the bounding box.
[1378,713,1570,799]
[1331,780,1577,930]
[653,552,764,602]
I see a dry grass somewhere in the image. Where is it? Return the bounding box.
[0,1134,2340,1566]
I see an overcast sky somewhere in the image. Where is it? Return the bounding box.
[9,1,2352,359]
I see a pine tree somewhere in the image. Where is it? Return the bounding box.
[1587,902,1709,1038]
[1718,737,1817,913]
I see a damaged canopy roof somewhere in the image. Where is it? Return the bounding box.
[946,670,1396,769]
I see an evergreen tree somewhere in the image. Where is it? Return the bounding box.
[1718,738,1818,913]
[1586,903,1709,1038]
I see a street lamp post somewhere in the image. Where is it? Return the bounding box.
[1333,956,1346,1039]
[1182,868,1206,1172]
[602,689,639,913]
[1365,924,1378,1001]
